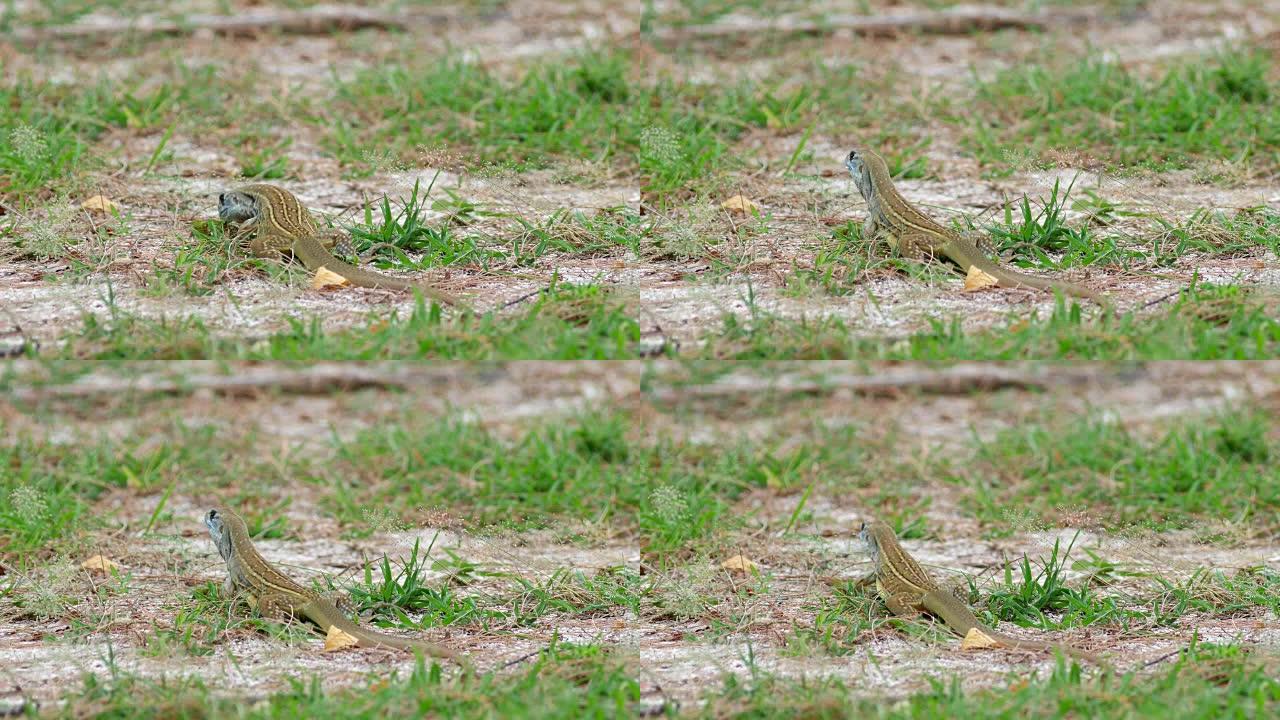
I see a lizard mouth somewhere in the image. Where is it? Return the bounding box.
[844,151,861,175]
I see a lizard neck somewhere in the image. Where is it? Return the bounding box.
[220,509,312,598]
[872,524,940,593]
[864,151,953,239]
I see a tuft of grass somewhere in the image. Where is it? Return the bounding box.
[1150,207,1280,262]
[979,534,1126,630]
[350,538,488,629]
[983,176,1135,270]
[345,177,502,269]
[785,580,882,657]
[237,136,293,180]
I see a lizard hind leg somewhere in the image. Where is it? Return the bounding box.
[883,592,925,619]
[317,228,357,262]
[327,591,358,616]
[248,231,299,260]
[896,231,945,262]
[255,592,303,622]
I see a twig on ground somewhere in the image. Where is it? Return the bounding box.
[500,287,547,309]
[646,365,1134,404]
[7,6,437,43]
[1140,647,1185,669]
[651,7,1096,41]
[4,365,441,401]
[1136,288,1183,312]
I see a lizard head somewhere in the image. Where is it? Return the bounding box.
[844,148,874,200]
[845,148,864,176]
[204,506,237,561]
[858,519,895,564]
[218,188,263,226]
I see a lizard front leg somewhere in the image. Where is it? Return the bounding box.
[861,213,880,244]
[863,215,908,255]
[853,571,878,589]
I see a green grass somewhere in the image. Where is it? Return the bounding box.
[320,409,861,559]
[982,177,1138,270]
[38,278,1280,361]
[0,424,262,559]
[955,409,1280,530]
[323,49,737,196]
[968,50,1280,174]
[979,534,1126,631]
[321,49,874,200]
[0,62,264,203]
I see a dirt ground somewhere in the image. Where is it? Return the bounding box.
[3,2,1280,352]
[3,362,1280,710]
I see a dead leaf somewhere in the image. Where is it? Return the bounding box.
[720,195,759,215]
[312,266,351,290]
[720,555,759,575]
[960,627,998,650]
[962,265,999,292]
[80,196,118,215]
[80,555,120,574]
[322,624,359,652]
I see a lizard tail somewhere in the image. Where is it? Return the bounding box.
[322,612,472,668]
[291,235,464,307]
[943,243,1112,310]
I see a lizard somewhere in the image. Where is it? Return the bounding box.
[218,183,465,308]
[844,147,1111,308]
[204,504,470,668]
[857,519,1104,665]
